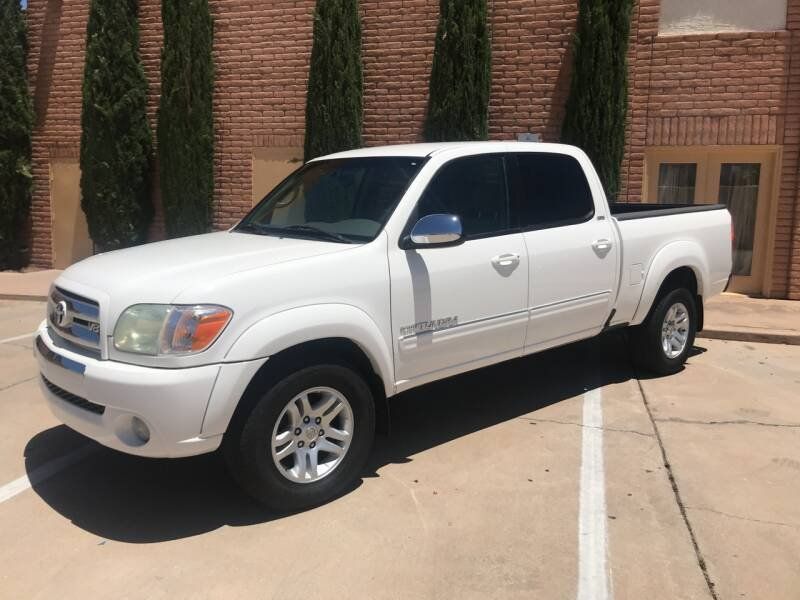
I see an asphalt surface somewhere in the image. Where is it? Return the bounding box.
[0,299,798,599]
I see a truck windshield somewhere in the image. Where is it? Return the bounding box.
[235,156,426,243]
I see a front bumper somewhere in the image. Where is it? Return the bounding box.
[35,322,225,458]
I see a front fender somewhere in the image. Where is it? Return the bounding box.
[631,241,710,325]
[223,304,394,398]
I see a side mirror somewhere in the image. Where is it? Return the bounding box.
[406,214,463,248]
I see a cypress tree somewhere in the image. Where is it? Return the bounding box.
[80,0,153,252]
[561,0,634,201]
[158,0,214,237]
[304,0,363,161]
[0,0,34,269]
[424,0,491,142]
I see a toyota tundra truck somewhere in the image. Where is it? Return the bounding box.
[35,142,732,509]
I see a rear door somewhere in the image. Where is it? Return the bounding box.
[511,152,618,351]
[389,153,529,388]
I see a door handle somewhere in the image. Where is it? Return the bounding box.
[592,239,613,252]
[491,253,520,268]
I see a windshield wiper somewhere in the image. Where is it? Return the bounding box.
[281,225,354,244]
[235,222,282,235]
[236,222,353,244]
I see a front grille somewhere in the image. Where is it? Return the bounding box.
[41,375,106,415]
[47,286,102,355]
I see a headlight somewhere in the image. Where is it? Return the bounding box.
[113,304,233,356]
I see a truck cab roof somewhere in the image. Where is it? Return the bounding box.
[314,141,582,161]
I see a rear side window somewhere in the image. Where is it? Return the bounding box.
[513,153,594,229]
[415,154,510,238]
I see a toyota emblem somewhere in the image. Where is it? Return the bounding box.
[53,300,70,328]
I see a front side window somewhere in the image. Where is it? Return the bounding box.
[513,153,594,229]
[414,154,510,238]
[237,157,425,243]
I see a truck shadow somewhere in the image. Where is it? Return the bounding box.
[24,332,701,543]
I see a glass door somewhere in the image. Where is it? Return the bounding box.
[706,152,774,294]
[645,147,777,295]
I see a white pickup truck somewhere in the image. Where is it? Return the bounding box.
[36,142,732,509]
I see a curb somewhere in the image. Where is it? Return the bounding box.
[698,328,800,346]
[0,294,49,302]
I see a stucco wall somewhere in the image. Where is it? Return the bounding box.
[659,0,787,35]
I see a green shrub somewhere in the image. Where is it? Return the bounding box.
[561,0,634,201]
[0,0,34,269]
[158,0,214,237]
[80,0,153,252]
[424,0,491,142]
[304,0,363,161]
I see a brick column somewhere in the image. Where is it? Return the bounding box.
[620,0,660,202]
[785,0,800,299]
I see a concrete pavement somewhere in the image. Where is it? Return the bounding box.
[1,300,799,598]
[0,270,61,301]
[699,293,800,345]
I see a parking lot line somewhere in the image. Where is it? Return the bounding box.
[577,387,611,600]
[0,445,93,504]
[0,332,35,345]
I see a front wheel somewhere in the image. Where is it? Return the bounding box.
[631,287,697,375]
[224,364,375,511]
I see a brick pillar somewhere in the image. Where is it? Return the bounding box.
[26,0,89,268]
[620,0,660,203]
[786,0,800,299]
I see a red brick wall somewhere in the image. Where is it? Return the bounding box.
[621,0,800,298]
[782,0,800,299]
[26,0,163,264]
[361,0,438,145]
[26,0,88,267]
[210,1,313,229]
[23,0,800,297]
[489,0,576,141]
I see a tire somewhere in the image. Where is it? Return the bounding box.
[224,364,375,511]
[631,287,697,376]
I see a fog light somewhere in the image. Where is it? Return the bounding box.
[131,417,150,443]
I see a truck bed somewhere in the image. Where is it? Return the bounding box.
[610,202,727,221]
[607,202,732,328]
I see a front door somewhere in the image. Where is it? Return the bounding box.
[646,147,777,295]
[389,154,529,389]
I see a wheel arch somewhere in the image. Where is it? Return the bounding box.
[209,305,394,438]
[632,241,709,327]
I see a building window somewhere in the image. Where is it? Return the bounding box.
[659,0,787,36]
[719,163,761,276]
[657,163,697,204]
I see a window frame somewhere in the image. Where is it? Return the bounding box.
[399,152,518,248]
[508,152,596,232]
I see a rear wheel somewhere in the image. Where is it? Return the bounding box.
[224,364,375,511]
[631,287,697,375]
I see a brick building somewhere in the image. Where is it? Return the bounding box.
[24,0,800,298]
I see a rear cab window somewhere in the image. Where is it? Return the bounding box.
[510,153,595,230]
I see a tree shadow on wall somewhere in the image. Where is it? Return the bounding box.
[33,0,64,125]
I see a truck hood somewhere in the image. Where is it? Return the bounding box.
[58,231,351,304]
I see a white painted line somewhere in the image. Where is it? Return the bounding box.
[0,445,93,505]
[0,332,35,345]
[577,388,612,600]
